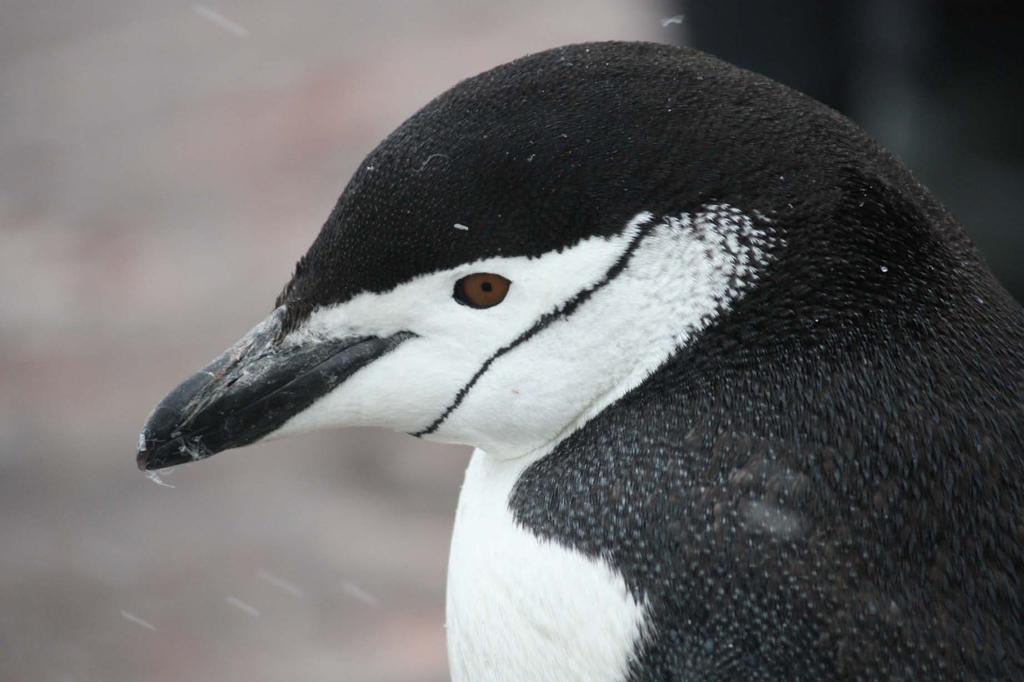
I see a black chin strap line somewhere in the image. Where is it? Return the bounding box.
[413,215,658,438]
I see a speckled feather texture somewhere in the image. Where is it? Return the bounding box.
[267,42,1020,677]
[500,89,1024,682]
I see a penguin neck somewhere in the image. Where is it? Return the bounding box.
[508,280,1024,542]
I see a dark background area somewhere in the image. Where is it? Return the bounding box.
[680,0,1024,299]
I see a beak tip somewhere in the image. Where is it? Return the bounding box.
[135,447,162,472]
[135,447,160,471]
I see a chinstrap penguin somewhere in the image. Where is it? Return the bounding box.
[137,42,1024,680]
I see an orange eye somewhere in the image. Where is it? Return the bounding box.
[454,273,511,309]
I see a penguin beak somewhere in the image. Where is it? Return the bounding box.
[136,307,412,471]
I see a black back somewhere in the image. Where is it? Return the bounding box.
[281,42,1024,677]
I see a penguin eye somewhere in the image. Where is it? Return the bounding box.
[454,273,511,309]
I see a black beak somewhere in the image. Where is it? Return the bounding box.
[136,307,412,471]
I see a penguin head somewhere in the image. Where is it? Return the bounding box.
[137,41,949,469]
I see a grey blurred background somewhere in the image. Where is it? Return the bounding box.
[0,3,665,681]
[1,2,1019,681]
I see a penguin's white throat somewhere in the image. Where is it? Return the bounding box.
[446,446,649,682]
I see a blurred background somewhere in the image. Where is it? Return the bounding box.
[0,2,1019,681]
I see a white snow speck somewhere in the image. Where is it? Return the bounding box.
[418,153,450,172]
[880,265,889,273]
[120,610,156,631]
[257,569,304,598]
[192,4,249,37]
[340,581,379,607]
[145,471,175,489]
[224,596,260,617]
[453,223,470,231]
[137,432,146,452]
[661,14,685,27]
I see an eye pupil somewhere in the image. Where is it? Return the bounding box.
[454,273,511,309]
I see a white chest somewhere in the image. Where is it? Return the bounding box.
[446,449,648,682]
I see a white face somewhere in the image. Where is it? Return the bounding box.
[271,205,776,458]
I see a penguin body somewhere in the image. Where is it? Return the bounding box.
[138,42,1024,679]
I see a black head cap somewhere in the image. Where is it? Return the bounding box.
[276,41,977,336]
